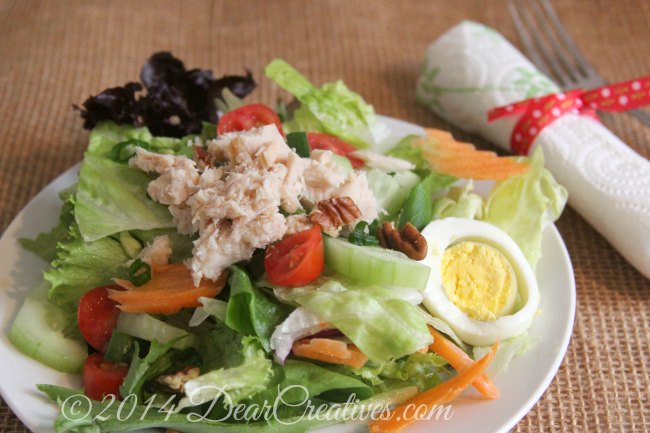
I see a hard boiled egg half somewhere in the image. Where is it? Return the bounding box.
[420,218,540,346]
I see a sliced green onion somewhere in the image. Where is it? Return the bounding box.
[128,258,151,286]
[286,132,310,158]
[348,221,380,246]
[109,139,150,163]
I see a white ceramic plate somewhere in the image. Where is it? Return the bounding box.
[0,116,575,433]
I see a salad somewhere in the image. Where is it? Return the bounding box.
[10,53,568,433]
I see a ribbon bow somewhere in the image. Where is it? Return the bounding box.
[487,76,650,155]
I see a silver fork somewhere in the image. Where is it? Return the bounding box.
[508,0,650,127]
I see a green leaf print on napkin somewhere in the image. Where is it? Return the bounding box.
[511,67,558,98]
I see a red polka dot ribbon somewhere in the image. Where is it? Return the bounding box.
[487,76,650,155]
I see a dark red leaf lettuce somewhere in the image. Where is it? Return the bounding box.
[75,52,255,137]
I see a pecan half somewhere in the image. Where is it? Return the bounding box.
[309,197,362,230]
[377,222,428,260]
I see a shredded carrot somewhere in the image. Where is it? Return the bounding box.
[292,338,368,369]
[428,327,500,399]
[416,128,529,180]
[368,342,497,433]
[108,264,227,314]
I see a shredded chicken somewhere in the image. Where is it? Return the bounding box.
[303,150,348,192]
[280,152,306,213]
[302,151,379,223]
[138,235,172,267]
[207,126,290,166]
[169,205,197,235]
[130,123,381,285]
[131,148,200,206]
[285,214,313,235]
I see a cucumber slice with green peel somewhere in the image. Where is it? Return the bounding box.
[323,237,431,290]
[9,283,87,373]
[116,313,195,350]
[393,171,421,191]
[330,154,354,172]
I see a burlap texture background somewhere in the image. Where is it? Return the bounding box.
[1,1,649,432]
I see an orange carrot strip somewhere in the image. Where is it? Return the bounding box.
[368,342,497,433]
[424,128,455,141]
[435,167,528,180]
[429,327,500,399]
[292,338,368,369]
[108,266,227,314]
[417,129,529,180]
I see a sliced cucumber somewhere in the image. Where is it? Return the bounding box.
[116,312,195,350]
[393,170,421,191]
[331,154,354,172]
[323,237,431,290]
[9,283,87,373]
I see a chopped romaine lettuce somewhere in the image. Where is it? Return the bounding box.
[249,359,373,406]
[75,121,193,241]
[265,59,387,148]
[44,223,130,310]
[119,338,184,399]
[75,153,174,241]
[180,336,272,408]
[349,351,447,392]
[398,171,457,230]
[38,382,415,433]
[19,186,76,263]
[225,266,290,351]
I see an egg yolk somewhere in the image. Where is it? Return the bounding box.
[441,241,517,321]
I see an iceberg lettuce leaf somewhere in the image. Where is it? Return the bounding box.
[296,284,432,363]
[44,224,129,310]
[265,59,386,148]
[75,153,173,242]
[483,147,568,268]
[19,187,77,263]
[180,337,273,408]
[432,182,484,220]
[75,121,203,242]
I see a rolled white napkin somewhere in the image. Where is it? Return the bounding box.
[417,21,650,279]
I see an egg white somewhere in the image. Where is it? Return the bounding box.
[420,218,540,346]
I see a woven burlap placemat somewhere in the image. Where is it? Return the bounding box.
[1,1,648,432]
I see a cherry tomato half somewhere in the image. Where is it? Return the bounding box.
[264,226,324,287]
[78,285,123,352]
[217,103,284,136]
[82,352,129,401]
[307,132,364,168]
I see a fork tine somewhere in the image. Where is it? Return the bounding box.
[514,0,572,87]
[539,0,593,77]
[528,0,579,82]
[508,1,553,79]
